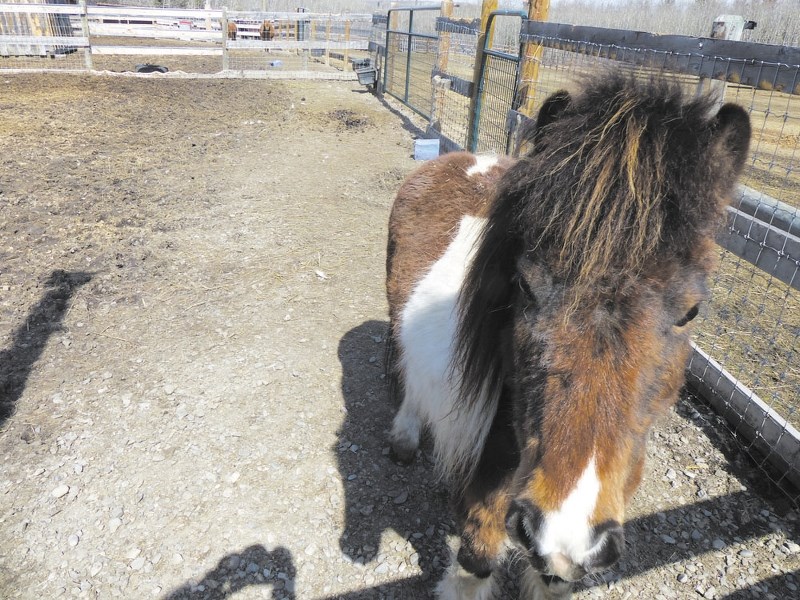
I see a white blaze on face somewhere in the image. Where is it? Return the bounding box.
[535,455,602,569]
[465,155,500,178]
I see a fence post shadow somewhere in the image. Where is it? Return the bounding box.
[0,269,92,427]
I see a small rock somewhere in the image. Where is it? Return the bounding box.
[393,491,408,504]
[90,563,102,577]
[68,534,80,547]
[305,543,317,556]
[163,384,176,395]
[661,534,677,545]
[712,539,725,550]
[677,573,689,583]
[130,557,146,571]
[109,518,122,533]
[738,549,753,558]
[51,484,70,498]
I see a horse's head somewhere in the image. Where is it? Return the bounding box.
[457,74,751,582]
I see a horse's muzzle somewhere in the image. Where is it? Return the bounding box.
[505,500,625,582]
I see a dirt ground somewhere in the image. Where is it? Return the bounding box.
[1,74,799,600]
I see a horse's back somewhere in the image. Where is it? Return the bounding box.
[386,152,512,318]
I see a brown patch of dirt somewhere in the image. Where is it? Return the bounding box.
[0,73,798,600]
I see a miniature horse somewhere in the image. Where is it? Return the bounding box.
[260,20,276,41]
[385,73,750,599]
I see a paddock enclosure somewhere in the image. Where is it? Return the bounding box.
[1,4,800,600]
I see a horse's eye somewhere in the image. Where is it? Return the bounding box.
[675,304,699,327]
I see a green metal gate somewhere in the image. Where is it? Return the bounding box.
[468,10,526,154]
[383,5,440,119]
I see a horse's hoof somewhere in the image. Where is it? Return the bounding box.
[389,441,416,465]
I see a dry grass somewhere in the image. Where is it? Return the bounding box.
[696,251,800,429]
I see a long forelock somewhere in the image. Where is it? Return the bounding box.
[511,74,722,299]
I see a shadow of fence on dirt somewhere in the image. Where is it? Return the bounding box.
[0,269,92,427]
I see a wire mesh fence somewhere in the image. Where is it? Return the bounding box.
[382,6,439,120]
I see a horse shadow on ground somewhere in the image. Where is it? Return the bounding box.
[335,320,453,595]
[161,323,799,599]
[157,489,799,599]
[0,269,92,428]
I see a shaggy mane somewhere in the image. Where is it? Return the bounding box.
[454,72,747,412]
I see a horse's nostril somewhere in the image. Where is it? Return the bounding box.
[505,500,543,555]
[586,522,625,573]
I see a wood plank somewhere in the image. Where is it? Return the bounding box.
[0,3,82,16]
[91,46,222,56]
[226,40,368,50]
[0,35,88,47]
[87,6,221,20]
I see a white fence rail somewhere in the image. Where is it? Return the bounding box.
[0,3,371,74]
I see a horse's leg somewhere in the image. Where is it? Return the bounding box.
[436,488,509,600]
[520,569,574,600]
[437,400,518,600]
[389,392,421,463]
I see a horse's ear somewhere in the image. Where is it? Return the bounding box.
[710,103,751,179]
[518,91,571,155]
[537,90,572,130]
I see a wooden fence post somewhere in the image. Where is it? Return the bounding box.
[80,0,92,70]
[466,0,498,152]
[429,0,453,135]
[437,0,453,73]
[518,0,550,119]
[700,14,751,104]
[221,8,229,71]
[325,18,331,65]
[344,19,351,67]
